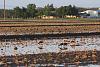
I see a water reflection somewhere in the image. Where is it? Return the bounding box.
[0,35,100,67]
[0,36,100,56]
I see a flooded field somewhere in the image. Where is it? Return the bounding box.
[0,35,100,55]
[0,35,100,67]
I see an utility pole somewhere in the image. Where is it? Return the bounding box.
[4,0,6,20]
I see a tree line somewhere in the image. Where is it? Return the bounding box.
[0,4,80,19]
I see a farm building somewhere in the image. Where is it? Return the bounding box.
[79,8,100,18]
[96,8,100,17]
[79,10,98,18]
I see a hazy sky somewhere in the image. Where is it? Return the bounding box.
[0,0,100,9]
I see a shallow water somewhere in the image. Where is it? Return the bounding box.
[78,64,100,67]
[0,35,100,67]
[0,35,100,56]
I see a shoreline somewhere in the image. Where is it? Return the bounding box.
[0,32,99,41]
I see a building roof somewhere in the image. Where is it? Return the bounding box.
[96,10,100,13]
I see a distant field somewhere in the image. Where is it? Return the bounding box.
[0,20,100,35]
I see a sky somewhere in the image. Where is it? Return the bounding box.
[0,0,100,9]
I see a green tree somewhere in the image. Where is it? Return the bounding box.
[27,4,36,18]
[0,4,79,19]
[36,7,44,17]
[21,7,28,18]
[6,9,14,18]
[72,6,79,15]
[66,5,79,15]
[56,6,66,18]
[14,7,22,18]
[66,5,73,15]
[0,9,4,18]
[43,4,55,16]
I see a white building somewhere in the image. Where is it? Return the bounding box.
[96,9,100,18]
[80,10,98,18]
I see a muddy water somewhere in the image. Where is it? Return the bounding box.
[0,35,100,67]
[0,35,100,56]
